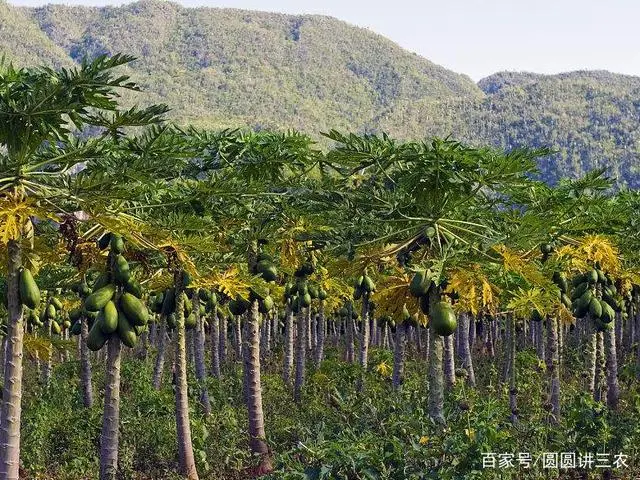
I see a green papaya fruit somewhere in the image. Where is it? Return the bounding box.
[120,292,148,326]
[85,284,116,312]
[114,255,130,284]
[51,320,61,335]
[301,293,312,307]
[50,297,63,310]
[587,269,598,284]
[577,290,593,310]
[87,321,108,351]
[338,307,348,317]
[100,300,118,334]
[318,288,328,301]
[110,234,125,253]
[600,302,615,323]
[167,314,177,329]
[117,309,137,348]
[19,268,40,309]
[571,282,589,301]
[410,270,431,297]
[362,276,376,293]
[46,304,56,320]
[588,297,603,319]
[596,269,606,283]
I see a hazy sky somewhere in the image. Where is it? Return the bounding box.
[9,0,640,80]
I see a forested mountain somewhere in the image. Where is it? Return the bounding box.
[1,0,639,186]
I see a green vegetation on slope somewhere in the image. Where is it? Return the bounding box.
[1,0,639,186]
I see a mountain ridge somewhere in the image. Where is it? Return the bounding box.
[1,0,639,186]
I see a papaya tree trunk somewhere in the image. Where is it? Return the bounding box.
[443,333,456,388]
[219,313,227,365]
[459,313,475,387]
[245,300,272,471]
[547,316,560,424]
[314,301,325,366]
[174,279,198,480]
[583,320,596,394]
[508,314,518,425]
[99,336,122,480]
[357,293,370,391]
[80,316,94,408]
[294,308,306,402]
[427,325,445,424]
[211,310,221,378]
[594,330,606,403]
[346,305,355,363]
[606,317,619,409]
[234,318,242,361]
[283,303,294,385]
[152,317,167,390]
[392,322,406,390]
[0,240,24,480]
[193,296,211,416]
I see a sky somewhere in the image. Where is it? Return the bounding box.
[8,0,640,80]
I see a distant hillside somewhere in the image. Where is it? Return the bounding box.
[1,0,639,186]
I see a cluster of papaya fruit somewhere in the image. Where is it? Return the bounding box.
[75,233,149,350]
[286,260,326,314]
[409,269,457,336]
[353,269,376,299]
[570,264,621,331]
[150,287,216,330]
[253,253,278,282]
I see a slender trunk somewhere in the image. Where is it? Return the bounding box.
[187,329,195,367]
[99,337,122,480]
[244,300,272,471]
[80,316,94,408]
[152,318,167,390]
[0,240,24,480]
[211,311,221,378]
[174,279,198,480]
[468,315,475,351]
[585,319,597,395]
[41,318,53,388]
[392,322,406,390]
[427,323,445,424]
[346,304,355,363]
[547,316,560,425]
[357,294,370,391]
[283,304,294,385]
[193,297,211,416]
[508,314,518,425]
[314,301,325,366]
[459,313,475,387]
[294,308,307,402]
[307,309,313,351]
[443,333,456,388]
[536,319,545,360]
[234,318,242,361]
[606,318,619,409]
[219,313,227,365]
[594,330,606,403]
